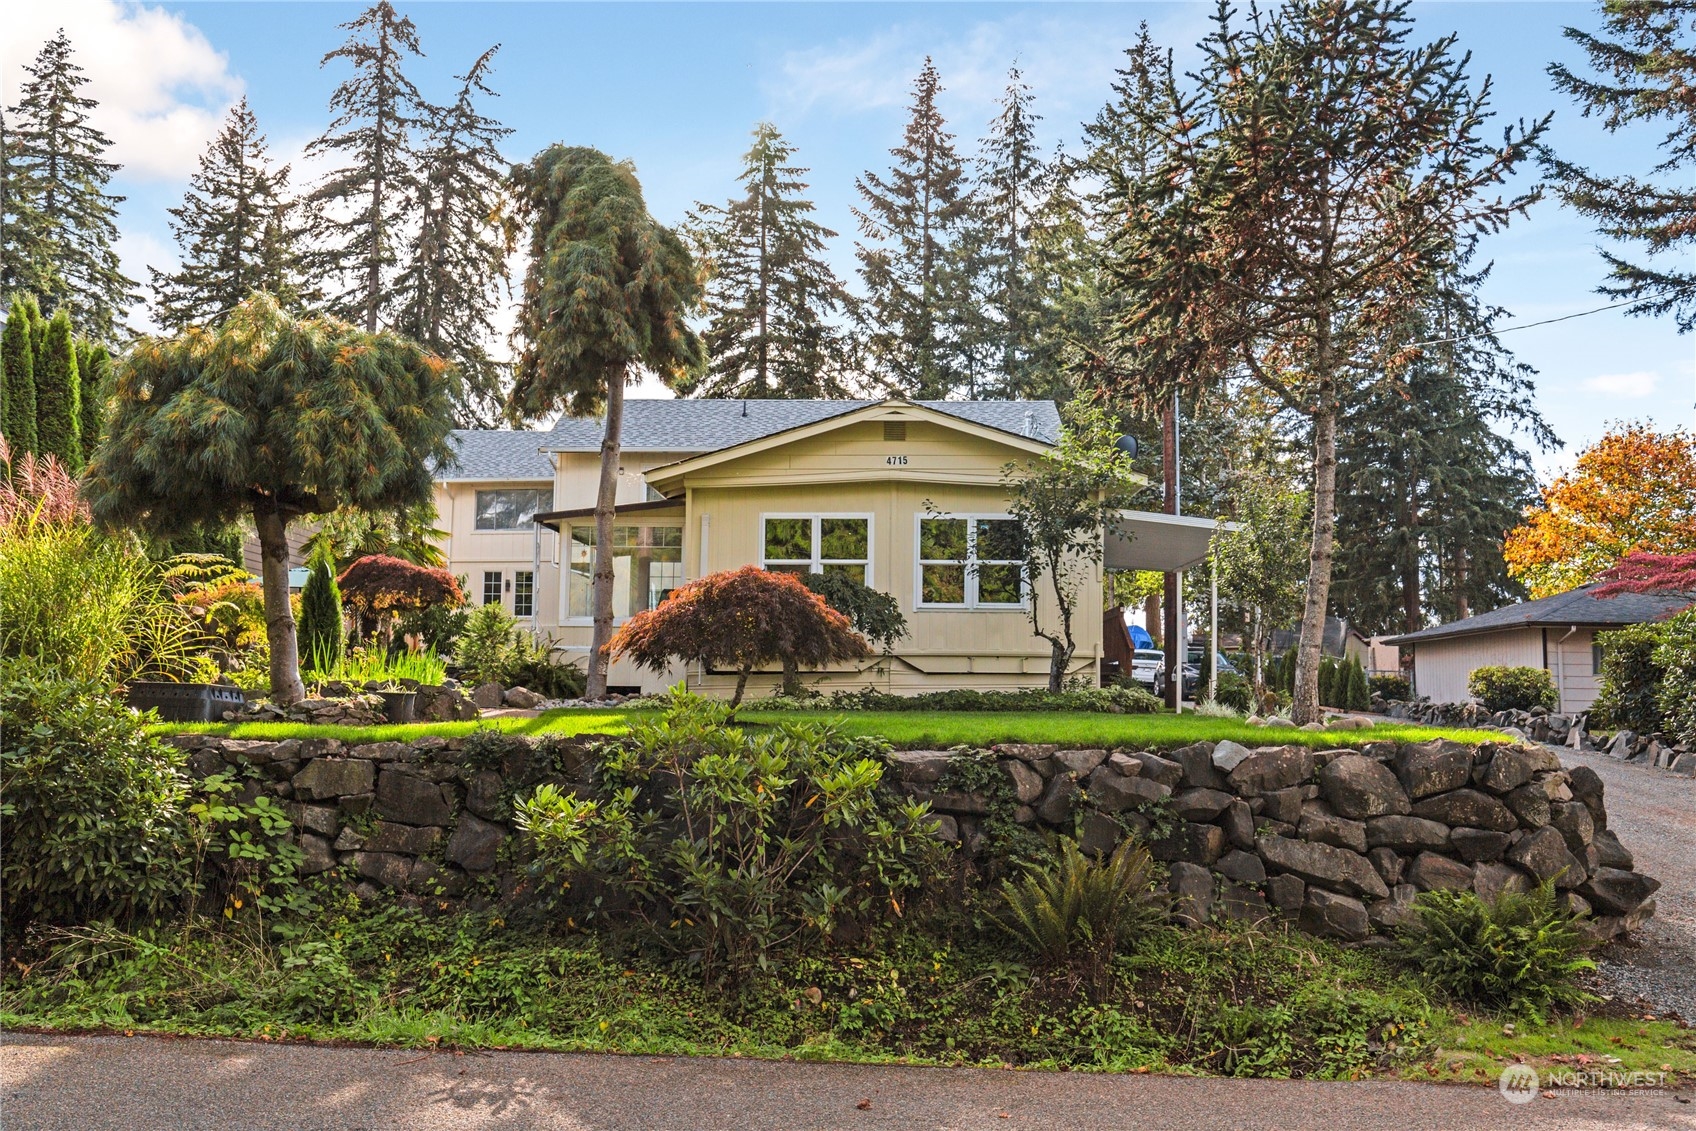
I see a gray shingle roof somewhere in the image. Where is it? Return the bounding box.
[546,398,1061,452]
[1382,583,1694,645]
[438,398,1061,481]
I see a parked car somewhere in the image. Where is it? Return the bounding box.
[1187,647,1239,678]
[1129,649,1202,699]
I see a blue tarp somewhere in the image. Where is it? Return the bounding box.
[1128,623,1154,650]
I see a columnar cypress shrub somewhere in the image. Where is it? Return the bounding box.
[298,545,345,674]
[1318,657,1337,707]
[77,342,109,455]
[34,309,81,470]
[1347,657,1371,711]
[2,295,39,454]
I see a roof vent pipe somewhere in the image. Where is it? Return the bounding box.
[741,400,747,417]
[1023,409,1034,437]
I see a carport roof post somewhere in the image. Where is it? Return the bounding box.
[1105,511,1238,573]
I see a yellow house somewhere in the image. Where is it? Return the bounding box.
[433,397,1218,698]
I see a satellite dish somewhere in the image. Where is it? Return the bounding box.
[1115,434,1139,458]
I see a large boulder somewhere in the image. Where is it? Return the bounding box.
[1257,834,1388,900]
[1171,743,1225,790]
[1086,768,1170,812]
[1150,821,1226,866]
[1172,788,1236,822]
[1579,868,1661,917]
[1227,747,1315,796]
[291,757,376,801]
[1297,805,1368,854]
[1055,748,1109,777]
[1448,827,1511,863]
[1035,773,1079,824]
[1506,826,1581,885]
[1593,828,1634,871]
[446,813,507,873]
[1503,783,1552,828]
[1406,852,1474,892]
[363,820,441,855]
[1476,745,1556,794]
[1318,755,1410,819]
[1411,789,1517,832]
[1001,759,1045,804]
[470,681,504,710]
[890,750,954,784]
[503,686,544,710]
[374,770,454,827]
[1473,861,1533,902]
[1168,862,1215,927]
[1211,740,1256,773]
[1129,752,1184,788]
[1217,849,1267,886]
[1394,740,1473,800]
[1549,801,1596,853]
[352,851,414,889]
[1365,815,1451,853]
[1300,888,1370,941]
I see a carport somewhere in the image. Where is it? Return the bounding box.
[1103,510,1239,707]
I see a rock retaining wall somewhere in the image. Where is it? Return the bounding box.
[166,731,1660,943]
[1383,699,1693,775]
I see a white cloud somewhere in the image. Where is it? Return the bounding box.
[2,0,241,181]
[1583,371,1660,398]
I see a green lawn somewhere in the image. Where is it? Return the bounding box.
[152,707,1498,750]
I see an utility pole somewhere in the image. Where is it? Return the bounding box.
[1163,392,1182,711]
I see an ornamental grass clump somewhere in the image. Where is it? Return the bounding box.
[1397,883,1595,1022]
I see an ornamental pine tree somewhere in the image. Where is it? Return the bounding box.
[1,294,36,454]
[1547,0,1696,328]
[393,47,514,425]
[84,294,459,704]
[685,123,855,398]
[6,31,137,341]
[150,99,309,331]
[1103,1,1544,722]
[507,146,703,699]
[853,58,973,398]
[298,544,346,673]
[33,307,79,470]
[307,1,428,333]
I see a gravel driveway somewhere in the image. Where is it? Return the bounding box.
[1558,745,1696,1017]
[3,1032,1692,1131]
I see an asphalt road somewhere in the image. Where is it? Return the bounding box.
[3,1033,1692,1131]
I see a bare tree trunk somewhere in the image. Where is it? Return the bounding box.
[732,664,751,708]
[781,653,800,697]
[254,507,306,705]
[1293,402,1339,724]
[585,371,626,699]
[1048,639,1071,693]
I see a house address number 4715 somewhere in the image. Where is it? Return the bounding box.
[885,455,908,466]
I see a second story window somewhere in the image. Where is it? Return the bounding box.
[475,488,553,531]
[762,515,871,584]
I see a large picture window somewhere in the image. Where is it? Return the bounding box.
[475,488,553,531]
[917,515,1024,608]
[566,525,684,621]
[761,515,871,583]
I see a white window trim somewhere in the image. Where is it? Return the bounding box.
[559,521,686,626]
[914,513,1027,611]
[759,513,875,586]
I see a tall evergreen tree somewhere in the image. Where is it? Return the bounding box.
[76,339,109,455]
[686,123,855,398]
[393,47,514,425]
[1332,273,1553,636]
[299,543,346,673]
[34,306,79,469]
[507,146,704,699]
[150,99,308,331]
[1,294,37,453]
[963,66,1055,399]
[1102,0,1544,722]
[307,1,428,333]
[6,30,137,341]
[1547,0,1696,328]
[853,58,972,398]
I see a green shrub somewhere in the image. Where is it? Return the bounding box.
[0,659,195,932]
[298,545,345,674]
[990,837,1166,999]
[1397,883,1594,1022]
[455,601,518,686]
[515,691,940,983]
[1318,657,1338,707]
[760,684,1162,714]
[0,514,197,685]
[801,572,907,651]
[1466,665,1557,713]
[1591,623,1666,733]
[1370,674,1410,701]
[393,602,469,657]
[1209,670,1254,713]
[1654,608,1696,745]
[499,631,587,700]
[1344,657,1370,711]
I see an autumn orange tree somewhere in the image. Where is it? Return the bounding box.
[1504,424,1696,598]
[610,566,870,707]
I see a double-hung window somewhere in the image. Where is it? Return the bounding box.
[482,570,503,607]
[917,515,1024,608]
[513,570,535,618]
[761,515,872,584]
[566,525,684,621]
[475,488,553,531]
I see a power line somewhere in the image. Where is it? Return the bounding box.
[1408,298,1639,348]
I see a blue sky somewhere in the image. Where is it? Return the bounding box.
[7,1,1694,475]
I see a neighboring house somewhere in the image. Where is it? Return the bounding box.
[1269,618,1372,665]
[1382,584,1695,713]
[432,396,1219,698]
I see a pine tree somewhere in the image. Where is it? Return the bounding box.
[6,31,137,341]
[1,294,36,453]
[307,1,428,332]
[1547,1,1696,328]
[393,47,514,425]
[150,99,308,331]
[853,58,972,398]
[1332,270,1552,635]
[77,339,109,455]
[964,66,1056,399]
[299,544,346,673]
[686,123,855,398]
[34,307,79,469]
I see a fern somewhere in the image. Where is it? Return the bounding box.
[161,552,249,593]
